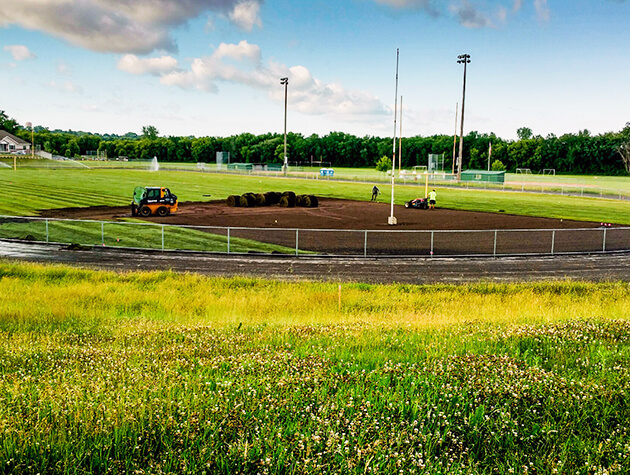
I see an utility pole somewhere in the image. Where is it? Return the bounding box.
[457,54,471,181]
[280,77,289,176]
[451,103,458,175]
[389,48,400,226]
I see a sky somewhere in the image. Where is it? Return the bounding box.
[0,0,629,140]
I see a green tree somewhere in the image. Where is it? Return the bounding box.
[491,160,506,171]
[64,139,80,158]
[0,110,19,134]
[517,127,533,140]
[142,125,159,140]
[375,155,392,172]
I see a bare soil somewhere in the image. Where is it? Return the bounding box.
[41,198,617,257]
[41,198,599,231]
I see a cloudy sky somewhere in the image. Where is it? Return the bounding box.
[1,0,628,139]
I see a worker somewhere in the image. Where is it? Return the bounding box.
[371,185,380,202]
[428,189,437,210]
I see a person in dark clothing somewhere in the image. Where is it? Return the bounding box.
[371,186,380,201]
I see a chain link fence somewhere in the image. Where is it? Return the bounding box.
[2,216,629,257]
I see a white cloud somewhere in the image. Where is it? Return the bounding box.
[449,0,494,28]
[229,1,262,31]
[47,80,83,94]
[117,55,180,76]
[373,0,553,28]
[3,44,36,61]
[534,0,550,22]
[124,40,389,117]
[56,61,73,76]
[373,0,433,8]
[0,0,263,54]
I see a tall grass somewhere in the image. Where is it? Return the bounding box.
[1,261,630,473]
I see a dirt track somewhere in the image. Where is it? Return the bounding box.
[40,198,622,256]
[2,241,630,284]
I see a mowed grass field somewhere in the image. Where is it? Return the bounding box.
[2,167,630,225]
[1,262,630,474]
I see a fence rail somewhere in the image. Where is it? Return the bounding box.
[2,216,630,258]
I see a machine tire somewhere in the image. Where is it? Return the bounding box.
[157,206,168,217]
[139,206,151,217]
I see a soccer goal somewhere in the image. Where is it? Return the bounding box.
[516,168,532,175]
[428,153,445,173]
[542,168,556,176]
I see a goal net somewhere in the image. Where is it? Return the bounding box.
[428,153,445,172]
[542,169,556,176]
[516,168,532,175]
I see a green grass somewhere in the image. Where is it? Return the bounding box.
[2,168,630,225]
[1,261,630,474]
[0,217,299,254]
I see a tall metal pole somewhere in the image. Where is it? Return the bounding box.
[487,141,492,171]
[398,95,403,175]
[457,54,471,181]
[389,49,399,226]
[452,103,458,175]
[280,77,289,176]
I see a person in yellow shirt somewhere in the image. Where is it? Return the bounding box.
[428,189,437,210]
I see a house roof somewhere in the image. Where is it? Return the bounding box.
[0,129,29,145]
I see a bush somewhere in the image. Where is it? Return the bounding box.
[491,160,506,172]
[375,156,392,173]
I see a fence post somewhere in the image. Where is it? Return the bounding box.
[295,229,299,256]
[551,230,556,255]
[430,231,434,257]
[493,230,498,257]
[603,228,607,253]
[46,218,49,243]
[364,230,368,257]
[161,225,165,251]
[101,221,104,245]
[227,228,230,254]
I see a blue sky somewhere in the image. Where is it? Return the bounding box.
[1,0,628,140]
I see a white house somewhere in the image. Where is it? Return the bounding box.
[0,130,31,153]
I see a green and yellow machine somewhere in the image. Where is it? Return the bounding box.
[131,186,178,217]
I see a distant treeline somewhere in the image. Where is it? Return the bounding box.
[3,110,630,175]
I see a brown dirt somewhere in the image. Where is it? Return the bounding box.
[40,198,618,257]
[40,198,600,231]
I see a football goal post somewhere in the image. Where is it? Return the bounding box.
[412,165,427,174]
[516,168,532,175]
[542,169,556,176]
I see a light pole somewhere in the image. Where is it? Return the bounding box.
[25,122,34,159]
[280,77,289,176]
[388,48,400,226]
[456,54,470,181]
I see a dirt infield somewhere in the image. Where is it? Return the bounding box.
[42,198,602,231]
[40,198,626,256]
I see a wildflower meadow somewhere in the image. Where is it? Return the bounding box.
[1,262,630,474]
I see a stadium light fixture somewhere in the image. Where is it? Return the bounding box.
[456,54,471,181]
[280,77,289,176]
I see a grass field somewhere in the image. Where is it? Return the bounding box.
[2,167,630,225]
[1,262,630,474]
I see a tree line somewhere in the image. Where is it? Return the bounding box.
[2,110,630,175]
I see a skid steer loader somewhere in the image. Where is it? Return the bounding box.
[131,186,178,217]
